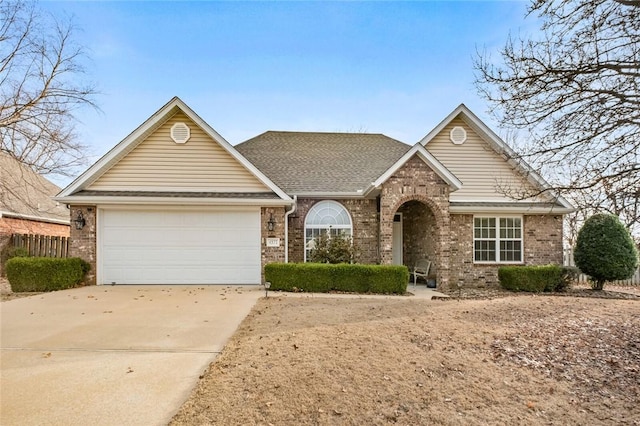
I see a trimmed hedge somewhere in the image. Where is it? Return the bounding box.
[265,263,409,294]
[498,265,565,292]
[6,257,90,292]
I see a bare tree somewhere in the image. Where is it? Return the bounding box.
[0,0,97,180]
[474,0,640,238]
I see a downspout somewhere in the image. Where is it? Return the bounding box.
[284,195,297,263]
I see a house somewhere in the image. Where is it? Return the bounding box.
[0,152,70,269]
[55,97,573,289]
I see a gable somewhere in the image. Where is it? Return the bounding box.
[425,118,542,202]
[368,143,462,195]
[87,112,271,193]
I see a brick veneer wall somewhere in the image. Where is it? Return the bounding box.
[380,155,451,289]
[69,206,97,285]
[287,198,379,264]
[524,215,564,264]
[261,206,286,283]
[449,214,564,288]
[0,217,70,237]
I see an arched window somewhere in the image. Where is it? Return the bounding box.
[304,200,352,261]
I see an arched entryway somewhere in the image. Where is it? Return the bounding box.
[380,194,450,289]
[394,200,438,273]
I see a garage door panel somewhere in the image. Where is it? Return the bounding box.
[103,248,259,265]
[100,208,261,285]
[104,266,257,285]
[103,229,256,247]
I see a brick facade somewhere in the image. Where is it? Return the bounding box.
[523,215,564,265]
[287,198,379,264]
[66,178,564,290]
[379,155,451,289]
[69,206,97,285]
[261,206,286,283]
[449,214,564,288]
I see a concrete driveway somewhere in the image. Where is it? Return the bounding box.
[0,285,262,426]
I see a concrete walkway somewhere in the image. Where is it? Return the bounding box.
[267,285,450,300]
[0,285,262,426]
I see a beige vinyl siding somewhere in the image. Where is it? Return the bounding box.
[88,112,270,192]
[426,118,541,202]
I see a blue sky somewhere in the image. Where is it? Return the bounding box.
[42,1,534,184]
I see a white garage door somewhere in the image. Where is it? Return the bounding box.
[99,207,261,285]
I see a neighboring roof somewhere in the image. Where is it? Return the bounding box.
[419,104,574,211]
[236,131,412,194]
[0,152,70,225]
[56,97,291,204]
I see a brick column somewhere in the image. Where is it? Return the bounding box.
[69,205,97,285]
[261,207,286,283]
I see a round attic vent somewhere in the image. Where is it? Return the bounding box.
[171,122,191,144]
[449,126,467,145]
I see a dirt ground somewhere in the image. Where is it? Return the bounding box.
[171,292,639,426]
[0,277,41,301]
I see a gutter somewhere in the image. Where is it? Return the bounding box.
[0,210,70,226]
[449,205,575,214]
[53,196,291,207]
[284,195,297,263]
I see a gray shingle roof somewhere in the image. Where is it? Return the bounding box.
[0,152,69,223]
[236,131,411,194]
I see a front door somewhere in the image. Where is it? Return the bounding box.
[392,213,403,265]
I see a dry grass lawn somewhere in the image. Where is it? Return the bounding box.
[171,293,639,425]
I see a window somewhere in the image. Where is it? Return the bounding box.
[473,216,522,263]
[304,200,352,261]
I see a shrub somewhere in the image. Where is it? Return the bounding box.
[308,233,356,264]
[265,263,408,294]
[0,246,29,277]
[6,257,90,292]
[558,266,580,292]
[574,214,639,290]
[498,265,564,292]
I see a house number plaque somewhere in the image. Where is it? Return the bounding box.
[266,238,281,247]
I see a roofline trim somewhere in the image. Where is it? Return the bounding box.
[449,205,574,214]
[57,97,292,202]
[367,143,463,194]
[0,210,70,225]
[418,104,573,210]
[54,195,292,207]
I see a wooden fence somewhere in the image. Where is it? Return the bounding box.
[563,248,639,285]
[11,233,69,258]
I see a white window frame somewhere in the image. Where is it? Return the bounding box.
[304,200,352,262]
[473,215,523,264]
